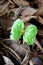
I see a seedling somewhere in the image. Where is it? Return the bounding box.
[10,19,37,46]
[10,19,43,52]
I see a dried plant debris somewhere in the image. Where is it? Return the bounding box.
[0,0,43,65]
[3,56,14,65]
[21,6,37,16]
[29,56,43,65]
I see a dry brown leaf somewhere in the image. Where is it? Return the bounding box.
[37,17,43,24]
[0,2,9,13]
[3,56,14,65]
[20,16,37,22]
[0,0,5,5]
[21,7,37,16]
[35,6,43,16]
[0,7,9,17]
[35,39,43,52]
[20,15,43,25]
[12,0,29,6]
[38,30,43,37]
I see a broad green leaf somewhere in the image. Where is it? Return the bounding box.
[10,19,24,41]
[23,25,38,45]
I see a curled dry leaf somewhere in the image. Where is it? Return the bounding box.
[35,6,43,16]
[0,7,9,17]
[38,30,43,37]
[0,2,10,17]
[0,0,5,5]
[37,16,43,24]
[2,39,30,62]
[3,56,14,65]
[35,39,43,52]
[20,16,37,22]
[20,15,43,25]
[21,7,37,16]
[0,2,9,13]
[12,0,29,6]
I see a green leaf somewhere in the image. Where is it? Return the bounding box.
[10,19,24,41]
[23,25,38,45]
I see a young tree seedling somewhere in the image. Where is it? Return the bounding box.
[10,19,43,52]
